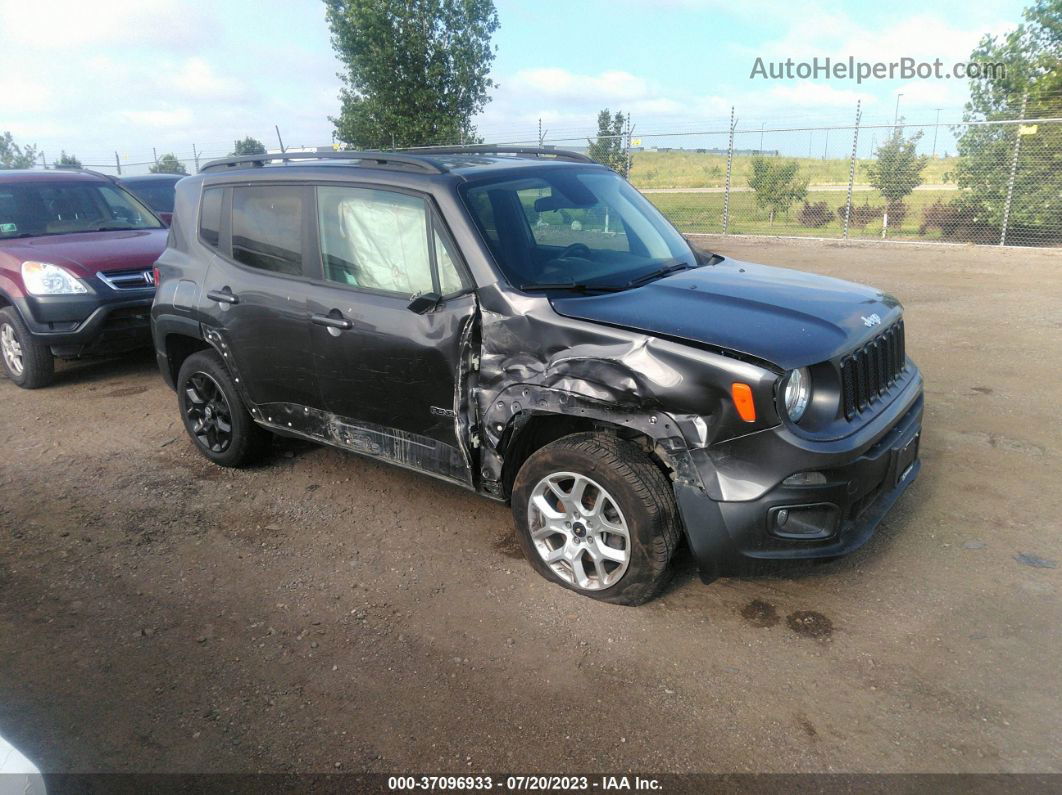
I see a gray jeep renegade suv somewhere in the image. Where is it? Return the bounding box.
[151,147,923,605]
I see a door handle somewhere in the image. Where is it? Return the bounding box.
[311,312,353,331]
[207,288,239,305]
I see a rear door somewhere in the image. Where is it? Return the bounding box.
[303,184,477,485]
[198,183,320,411]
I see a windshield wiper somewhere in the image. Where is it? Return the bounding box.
[626,262,694,288]
[519,282,626,293]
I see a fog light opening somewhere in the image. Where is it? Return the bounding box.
[767,503,839,540]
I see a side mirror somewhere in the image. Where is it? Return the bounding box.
[407,291,441,315]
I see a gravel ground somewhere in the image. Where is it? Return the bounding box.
[0,238,1060,775]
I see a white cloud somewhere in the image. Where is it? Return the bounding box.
[117,108,195,128]
[511,68,651,103]
[0,0,196,47]
[767,82,877,108]
[160,58,251,103]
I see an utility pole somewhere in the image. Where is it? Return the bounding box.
[192,143,200,172]
[843,100,862,241]
[893,93,904,129]
[622,116,634,178]
[153,147,159,167]
[759,122,764,153]
[39,152,47,169]
[1000,93,1029,247]
[931,108,942,157]
[823,128,829,159]
[274,125,286,153]
[115,152,122,175]
[722,106,736,235]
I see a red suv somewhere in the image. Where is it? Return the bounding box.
[0,169,168,388]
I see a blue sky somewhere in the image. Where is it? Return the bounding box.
[0,0,1028,172]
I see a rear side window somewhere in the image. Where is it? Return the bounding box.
[199,188,223,249]
[231,186,304,276]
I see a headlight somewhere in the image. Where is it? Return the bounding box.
[783,367,811,422]
[21,262,88,296]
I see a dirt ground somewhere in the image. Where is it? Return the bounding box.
[1,238,1060,775]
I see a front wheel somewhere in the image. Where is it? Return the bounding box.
[176,350,270,467]
[511,433,682,605]
[0,307,54,389]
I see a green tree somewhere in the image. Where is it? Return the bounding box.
[867,126,929,203]
[324,0,499,149]
[230,137,267,156]
[746,156,808,225]
[586,109,628,176]
[54,151,82,169]
[150,153,189,175]
[952,0,1062,242]
[0,131,39,169]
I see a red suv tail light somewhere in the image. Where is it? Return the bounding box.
[152,265,160,287]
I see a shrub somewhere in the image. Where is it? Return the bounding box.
[798,201,835,228]
[919,199,996,243]
[838,201,883,229]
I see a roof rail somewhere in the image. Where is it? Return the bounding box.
[406,145,595,164]
[198,150,447,175]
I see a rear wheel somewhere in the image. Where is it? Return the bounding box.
[0,307,54,389]
[177,350,270,467]
[511,432,681,605]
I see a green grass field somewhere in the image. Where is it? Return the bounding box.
[646,188,956,240]
[628,150,956,190]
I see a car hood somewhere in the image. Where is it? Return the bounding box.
[549,257,902,370]
[0,229,168,277]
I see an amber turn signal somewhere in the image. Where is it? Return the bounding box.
[731,383,757,422]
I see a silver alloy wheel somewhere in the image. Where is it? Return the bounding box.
[0,323,24,376]
[527,471,631,590]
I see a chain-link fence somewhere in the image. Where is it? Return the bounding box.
[629,110,1062,248]
[33,102,1062,249]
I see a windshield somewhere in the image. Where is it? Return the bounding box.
[122,179,176,213]
[0,181,163,240]
[461,168,696,290]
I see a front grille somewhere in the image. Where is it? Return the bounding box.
[98,269,154,290]
[840,320,906,420]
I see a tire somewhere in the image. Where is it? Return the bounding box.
[511,432,681,606]
[0,307,54,389]
[176,349,271,467]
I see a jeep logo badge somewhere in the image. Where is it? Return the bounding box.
[861,313,882,327]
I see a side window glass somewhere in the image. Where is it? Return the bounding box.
[199,188,223,249]
[434,229,465,295]
[317,186,433,296]
[231,186,304,276]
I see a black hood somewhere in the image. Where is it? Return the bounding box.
[549,257,902,370]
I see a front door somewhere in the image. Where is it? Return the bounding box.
[305,184,477,485]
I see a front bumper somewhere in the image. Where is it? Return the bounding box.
[677,375,923,577]
[15,289,154,357]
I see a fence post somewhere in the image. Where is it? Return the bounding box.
[723,106,735,235]
[114,152,122,175]
[1000,93,1028,247]
[843,100,861,241]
